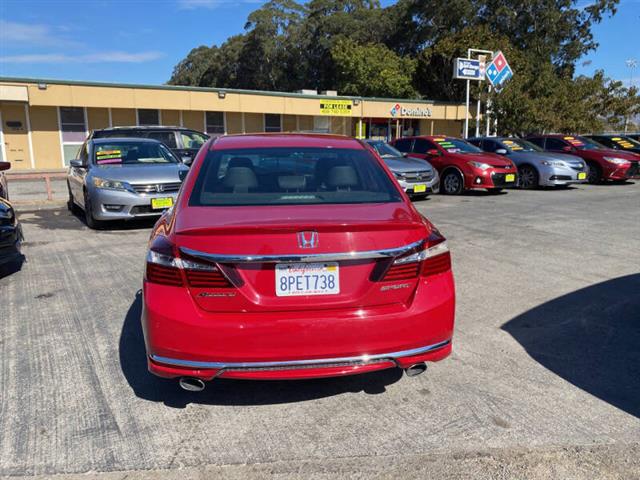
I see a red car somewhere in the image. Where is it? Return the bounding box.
[390,136,517,194]
[526,135,640,183]
[142,134,455,391]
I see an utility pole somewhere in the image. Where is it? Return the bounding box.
[625,58,637,134]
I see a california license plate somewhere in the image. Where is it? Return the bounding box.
[578,172,587,180]
[275,262,340,297]
[505,174,516,182]
[151,197,174,210]
[413,184,427,193]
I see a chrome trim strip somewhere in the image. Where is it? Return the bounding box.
[150,339,450,370]
[179,239,424,264]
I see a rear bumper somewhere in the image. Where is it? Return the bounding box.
[148,339,452,380]
[142,271,455,381]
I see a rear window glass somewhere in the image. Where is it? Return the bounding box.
[93,142,178,165]
[189,147,403,206]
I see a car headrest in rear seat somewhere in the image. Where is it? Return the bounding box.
[326,166,359,189]
[278,175,306,191]
[228,157,254,169]
[223,167,258,191]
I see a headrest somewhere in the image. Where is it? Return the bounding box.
[326,166,358,189]
[278,175,306,191]
[222,167,258,190]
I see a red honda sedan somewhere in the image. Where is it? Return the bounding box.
[142,134,455,390]
[391,135,517,194]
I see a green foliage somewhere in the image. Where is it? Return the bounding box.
[167,0,637,134]
[331,39,417,97]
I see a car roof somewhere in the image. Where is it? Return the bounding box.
[94,125,193,132]
[211,133,366,150]
[92,137,162,144]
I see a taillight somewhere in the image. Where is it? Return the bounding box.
[145,236,233,288]
[380,230,451,281]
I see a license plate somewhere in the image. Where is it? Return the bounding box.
[413,184,427,193]
[151,197,174,210]
[275,262,340,297]
[505,174,516,182]
[578,172,587,180]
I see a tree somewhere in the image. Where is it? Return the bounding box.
[331,39,417,97]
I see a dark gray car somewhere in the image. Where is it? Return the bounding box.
[67,138,189,229]
[468,137,588,188]
[364,140,439,197]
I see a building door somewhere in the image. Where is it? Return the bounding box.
[1,103,31,170]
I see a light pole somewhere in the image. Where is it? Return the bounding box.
[625,58,637,133]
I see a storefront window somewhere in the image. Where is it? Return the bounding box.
[59,107,86,166]
[138,109,160,126]
[265,114,282,132]
[313,116,330,133]
[206,111,225,134]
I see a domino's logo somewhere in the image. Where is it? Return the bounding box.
[390,103,401,116]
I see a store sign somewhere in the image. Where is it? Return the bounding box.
[390,103,432,117]
[453,58,484,81]
[319,100,353,116]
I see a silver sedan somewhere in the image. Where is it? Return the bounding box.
[469,137,589,188]
[67,138,189,228]
[364,140,439,197]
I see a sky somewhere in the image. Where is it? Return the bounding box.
[0,0,638,88]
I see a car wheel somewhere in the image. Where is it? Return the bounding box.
[83,191,103,230]
[518,165,538,189]
[587,162,601,184]
[441,170,464,195]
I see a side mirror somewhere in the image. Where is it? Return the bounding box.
[402,152,409,157]
[0,161,11,171]
[562,145,574,152]
[495,148,508,155]
[427,149,440,156]
[69,159,86,168]
[181,155,193,166]
[178,170,188,182]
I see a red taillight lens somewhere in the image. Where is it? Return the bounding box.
[145,235,235,288]
[146,263,183,286]
[420,251,451,276]
[380,230,451,281]
[184,267,233,288]
[382,262,421,281]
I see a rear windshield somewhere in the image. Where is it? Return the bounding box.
[189,147,403,206]
[93,142,178,165]
[432,137,482,154]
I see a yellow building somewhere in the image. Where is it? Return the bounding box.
[0,77,467,171]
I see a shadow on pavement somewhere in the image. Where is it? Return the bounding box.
[502,273,640,418]
[119,292,403,408]
[17,208,157,232]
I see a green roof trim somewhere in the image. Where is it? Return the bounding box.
[0,76,462,106]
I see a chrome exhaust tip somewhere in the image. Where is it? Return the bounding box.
[179,377,206,392]
[404,362,427,377]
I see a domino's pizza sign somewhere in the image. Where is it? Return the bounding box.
[486,51,513,90]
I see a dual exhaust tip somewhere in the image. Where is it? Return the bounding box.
[179,362,427,391]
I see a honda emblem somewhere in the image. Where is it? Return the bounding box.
[156,184,164,193]
[297,231,319,249]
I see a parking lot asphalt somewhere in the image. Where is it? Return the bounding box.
[1,182,639,479]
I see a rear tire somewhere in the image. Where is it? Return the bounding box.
[441,170,464,195]
[83,191,103,230]
[587,162,601,184]
[518,165,539,189]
